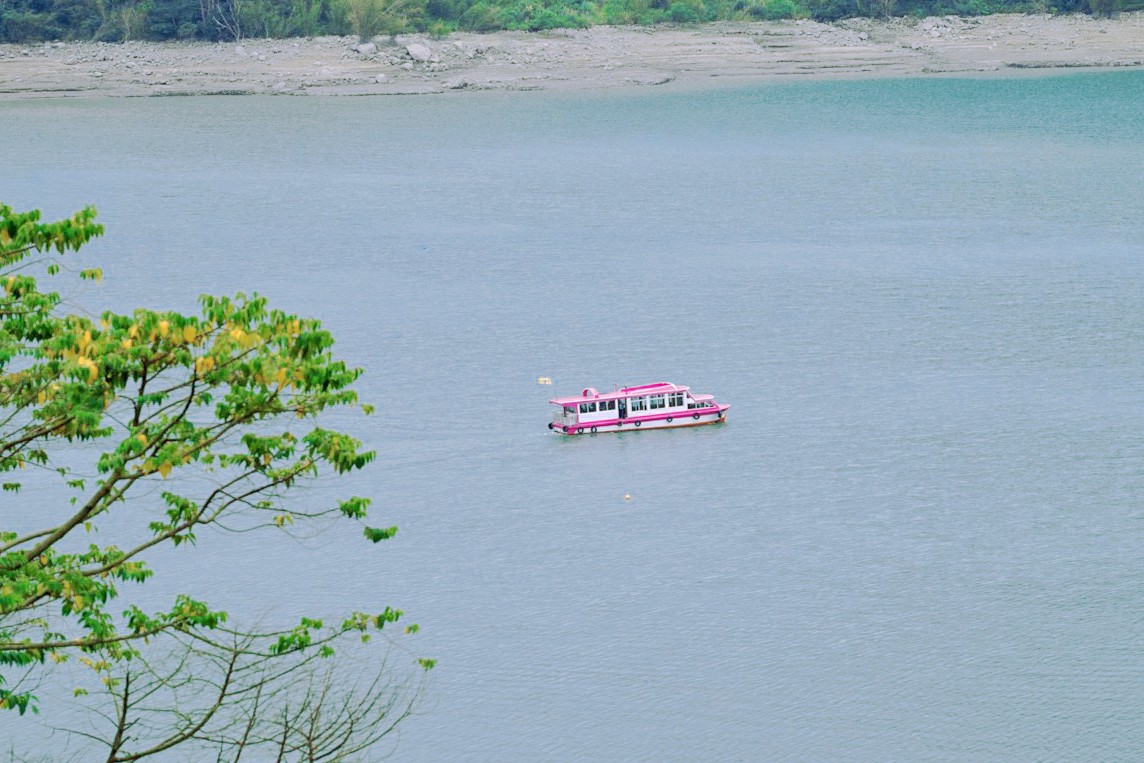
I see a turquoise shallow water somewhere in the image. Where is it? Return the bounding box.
[4,71,1144,760]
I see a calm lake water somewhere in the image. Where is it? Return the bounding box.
[5,71,1144,760]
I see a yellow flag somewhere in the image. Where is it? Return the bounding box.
[537,377,552,385]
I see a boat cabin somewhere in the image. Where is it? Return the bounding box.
[549,382,718,430]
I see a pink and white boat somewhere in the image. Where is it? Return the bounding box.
[548,382,729,435]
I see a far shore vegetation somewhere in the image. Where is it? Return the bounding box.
[0,0,1132,45]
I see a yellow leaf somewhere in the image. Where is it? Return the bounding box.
[275,367,288,388]
[136,433,148,446]
[75,356,98,382]
[183,325,197,344]
[157,462,172,479]
[159,320,170,337]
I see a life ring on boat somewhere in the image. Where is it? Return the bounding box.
[692,413,700,420]
[591,427,598,433]
[547,422,553,430]
[576,427,584,434]
[563,425,571,433]
[666,417,673,423]
[634,421,641,427]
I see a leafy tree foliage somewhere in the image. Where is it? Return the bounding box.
[0,204,430,760]
[1088,0,1119,16]
[4,0,1135,43]
[339,0,415,41]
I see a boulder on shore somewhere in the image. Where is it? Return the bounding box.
[406,43,431,62]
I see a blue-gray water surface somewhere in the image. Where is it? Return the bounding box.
[4,72,1144,761]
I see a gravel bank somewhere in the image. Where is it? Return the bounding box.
[2,13,1143,99]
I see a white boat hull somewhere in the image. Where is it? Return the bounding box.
[549,407,728,436]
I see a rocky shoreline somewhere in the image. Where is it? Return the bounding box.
[3,13,1144,99]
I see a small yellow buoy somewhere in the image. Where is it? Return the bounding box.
[624,494,632,501]
[537,376,553,385]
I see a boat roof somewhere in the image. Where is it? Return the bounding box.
[548,382,691,406]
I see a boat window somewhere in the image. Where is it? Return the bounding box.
[668,392,684,407]
[564,406,575,415]
[649,394,665,409]
[601,400,616,411]
[630,397,647,411]
[579,402,597,414]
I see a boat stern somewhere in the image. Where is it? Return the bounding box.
[548,402,577,434]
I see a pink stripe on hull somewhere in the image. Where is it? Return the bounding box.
[556,406,727,434]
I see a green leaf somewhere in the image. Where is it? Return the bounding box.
[363,525,397,543]
[339,496,371,519]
